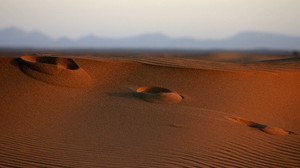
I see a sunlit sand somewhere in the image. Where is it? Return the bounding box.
[0,52,299,167]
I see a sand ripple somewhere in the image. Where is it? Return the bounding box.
[1,55,300,167]
[213,136,300,168]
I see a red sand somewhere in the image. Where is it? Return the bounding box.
[0,54,300,167]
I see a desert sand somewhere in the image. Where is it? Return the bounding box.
[0,52,300,167]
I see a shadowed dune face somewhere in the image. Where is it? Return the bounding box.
[135,86,183,104]
[35,56,80,70]
[18,56,91,87]
[229,116,296,136]
[19,56,80,74]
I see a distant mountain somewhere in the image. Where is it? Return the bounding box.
[218,32,300,49]
[0,27,299,50]
[0,27,54,47]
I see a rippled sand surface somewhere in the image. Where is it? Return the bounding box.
[0,53,300,167]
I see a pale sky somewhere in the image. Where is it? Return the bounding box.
[0,0,300,39]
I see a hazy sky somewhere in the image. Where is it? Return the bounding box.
[0,0,300,39]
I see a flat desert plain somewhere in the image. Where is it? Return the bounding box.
[0,52,300,167]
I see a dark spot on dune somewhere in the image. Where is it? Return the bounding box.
[17,56,91,87]
[134,86,183,104]
[229,116,296,136]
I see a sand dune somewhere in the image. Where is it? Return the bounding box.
[18,55,91,87]
[134,86,183,104]
[0,53,300,167]
[228,116,296,136]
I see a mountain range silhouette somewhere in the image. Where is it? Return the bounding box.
[0,27,299,50]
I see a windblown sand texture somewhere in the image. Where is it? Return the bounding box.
[0,53,300,167]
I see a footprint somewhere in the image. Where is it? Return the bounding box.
[18,55,91,87]
[133,86,183,104]
[228,116,296,136]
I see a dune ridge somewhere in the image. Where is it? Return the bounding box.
[122,55,300,72]
[0,53,300,167]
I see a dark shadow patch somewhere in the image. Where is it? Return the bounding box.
[10,59,19,67]
[228,116,296,136]
[17,55,91,87]
[134,86,183,104]
[107,92,137,99]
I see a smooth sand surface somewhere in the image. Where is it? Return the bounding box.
[0,53,300,167]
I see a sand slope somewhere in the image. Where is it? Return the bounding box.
[0,54,300,167]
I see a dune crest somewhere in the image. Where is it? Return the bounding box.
[18,56,91,87]
[229,116,296,136]
[134,86,183,104]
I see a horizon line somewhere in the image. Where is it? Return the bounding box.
[2,26,300,41]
